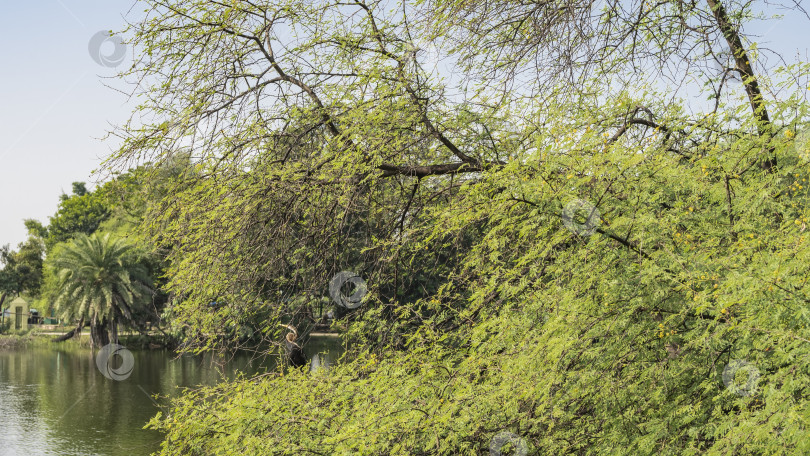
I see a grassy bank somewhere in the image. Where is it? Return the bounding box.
[0,330,172,350]
[0,333,47,349]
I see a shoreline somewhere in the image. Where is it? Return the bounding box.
[0,330,342,351]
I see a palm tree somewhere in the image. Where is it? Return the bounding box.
[51,233,152,348]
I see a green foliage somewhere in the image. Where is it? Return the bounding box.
[0,227,44,306]
[142,102,810,455]
[45,182,111,250]
[28,168,177,331]
[99,162,187,238]
[23,219,48,240]
[102,0,810,454]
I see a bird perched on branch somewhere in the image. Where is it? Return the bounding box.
[279,324,307,368]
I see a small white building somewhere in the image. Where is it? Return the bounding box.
[2,296,30,331]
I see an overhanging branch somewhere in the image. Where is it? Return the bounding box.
[377,162,486,178]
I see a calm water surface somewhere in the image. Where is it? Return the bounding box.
[0,337,341,456]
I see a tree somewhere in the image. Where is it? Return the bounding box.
[430,0,780,170]
[107,0,810,453]
[36,167,179,341]
[45,182,110,251]
[0,223,45,331]
[50,233,152,348]
[0,246,21,331]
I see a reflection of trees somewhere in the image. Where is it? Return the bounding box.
[2,347,161,455]
[1,339,342,454]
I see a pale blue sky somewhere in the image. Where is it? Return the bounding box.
[0,0,136,248]
[0,1,808,248]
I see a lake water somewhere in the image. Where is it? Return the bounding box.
[0,337,342,456]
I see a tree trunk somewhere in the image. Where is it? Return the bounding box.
[109,318,119,345]
[706,0,775,170]
[90,318,110,349]
[52,317,85,342]
[0,292,7,334]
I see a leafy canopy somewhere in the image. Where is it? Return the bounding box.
[102,0,810,454]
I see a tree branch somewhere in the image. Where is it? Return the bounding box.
[706,0,775,169]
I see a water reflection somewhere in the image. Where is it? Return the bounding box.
[0,337,341,456]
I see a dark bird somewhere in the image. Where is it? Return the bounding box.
[279,324,307,368]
